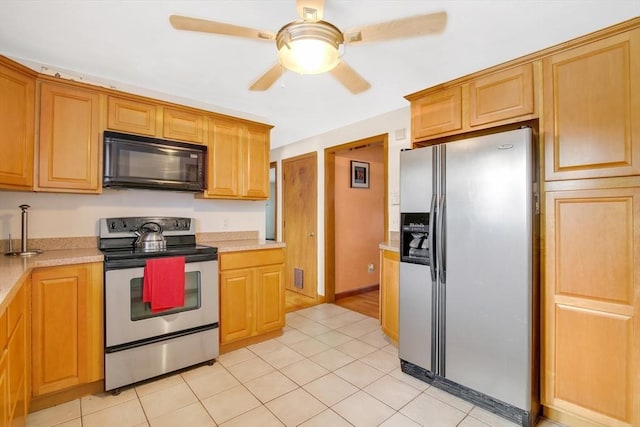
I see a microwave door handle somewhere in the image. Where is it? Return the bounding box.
[428,194,437,283]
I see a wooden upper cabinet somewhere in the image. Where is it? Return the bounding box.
[38,81,102,193]
[107,95,157,136]
[0,59,35,190]
[242,124,270,199]
[163,107,205,144]
[544,187,640,426]
[411,86,462,140]
[206,117,240,197]
[203,117,270,200]
[544,28,640,181]
[468,63,534,127]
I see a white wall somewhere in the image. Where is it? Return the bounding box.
[0,189,266,239]
[270,106,412,296]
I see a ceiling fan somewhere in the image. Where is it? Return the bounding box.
[169,0,446,94]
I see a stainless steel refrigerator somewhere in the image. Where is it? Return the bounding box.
[398,127,539,427]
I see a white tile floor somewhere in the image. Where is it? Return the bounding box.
[26,304,562,427]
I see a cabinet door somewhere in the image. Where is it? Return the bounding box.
[544,187,639,426]
[206,117,240,197]
[219,269,253,344]
[38,82,101,192]
[380,250,399,343]
[544,29,640,181]
[31,263,103,396]
[254,265,284,334]
[0,61,34,190]
[411,86,462,140]
[242,124,270,199]
[163,107,205,144]
[468,63,534,127]
[107,96,157,136]
[0,311,8,427]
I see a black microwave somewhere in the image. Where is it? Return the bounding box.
[103,131,207,192]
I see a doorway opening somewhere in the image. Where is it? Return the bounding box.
[266,162,277,240]
[324,134,388,317]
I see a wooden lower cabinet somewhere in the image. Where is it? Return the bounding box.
[31,263,103,398]
[219,249,285,349]
[380,249,399,343]
[0,275,30,427]
[544,186,640,426]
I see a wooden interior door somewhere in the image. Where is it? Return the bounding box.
[283,153,317,298]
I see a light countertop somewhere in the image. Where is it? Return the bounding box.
[379,240,400,252]
[0,239,285,314]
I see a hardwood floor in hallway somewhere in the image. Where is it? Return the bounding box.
[286,289,379,319]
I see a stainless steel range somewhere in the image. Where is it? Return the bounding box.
[99,216,218,392]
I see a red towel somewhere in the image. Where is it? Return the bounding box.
[142,256,186,312]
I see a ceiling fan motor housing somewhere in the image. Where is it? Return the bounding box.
[276,20,344,74]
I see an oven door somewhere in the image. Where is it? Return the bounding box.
[105,259,218,348]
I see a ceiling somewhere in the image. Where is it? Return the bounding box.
[0,1,638,149]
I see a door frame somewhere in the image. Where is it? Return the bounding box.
[324,134,389,302]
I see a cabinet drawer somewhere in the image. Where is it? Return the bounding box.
[220,249,285,270]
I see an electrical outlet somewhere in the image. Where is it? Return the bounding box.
[368,263,375,273]
[222,218,229,229]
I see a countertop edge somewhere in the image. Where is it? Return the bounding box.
[379,241,400,252]
[0,240,286,313]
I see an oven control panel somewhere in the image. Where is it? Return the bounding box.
[101,217,193,236]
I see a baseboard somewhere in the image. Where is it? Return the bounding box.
[334,284,379,300]
[30,380,104,413]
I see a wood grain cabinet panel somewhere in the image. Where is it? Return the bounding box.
[31,263,103,397]
[469,63,534,127]
[0,276,31,427]
[411,86,462,140]
[242,124,270,199]
[380,250,399,343]
[205,117,240,197]
[163,107,205,144]
[38,82,101,193]
[544,29,640,181]
[0,59,35,190]
[107,96,157,136]
[544,187,639,426]
[203,117,270,200]
[254,265,285,334]
[219,249,285,347]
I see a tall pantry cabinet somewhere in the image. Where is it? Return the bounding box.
[542,26,640,427]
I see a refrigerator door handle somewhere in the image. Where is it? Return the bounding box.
[428,194,437,282]
[437,194,446,284]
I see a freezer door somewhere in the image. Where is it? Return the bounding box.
[443,128,533,410]
[398,262,433,372]
[400,147,433,213]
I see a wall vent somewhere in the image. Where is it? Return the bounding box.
[294,268,304,289]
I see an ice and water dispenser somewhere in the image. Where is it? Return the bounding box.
[400,212,431,265]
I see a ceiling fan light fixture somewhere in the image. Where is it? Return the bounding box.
[276,21,343,75]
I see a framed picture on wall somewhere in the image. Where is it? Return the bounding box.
[351,160,370,188]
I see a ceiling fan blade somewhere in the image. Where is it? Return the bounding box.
[330,61,371,94]
[169,15,275,40]
[249,63,283,91]
[296,0,324,21]
[344,11,447,44]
